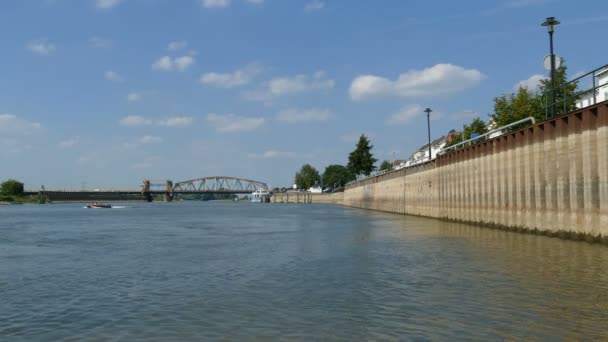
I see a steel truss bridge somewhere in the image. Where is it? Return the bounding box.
[142,176,270,201]
[171,176,269,194]
[31,176,270,202]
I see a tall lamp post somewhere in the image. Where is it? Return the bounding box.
[542,16,560,118]
[424,108,432,162]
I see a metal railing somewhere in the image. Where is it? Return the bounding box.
[346,116,541,186]
[542,64,608,118]
[440,117,536,154]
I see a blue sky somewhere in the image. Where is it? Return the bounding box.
[1,0,606,189]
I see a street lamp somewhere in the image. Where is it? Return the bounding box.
[541,16,560,118]
[424,108,432,162]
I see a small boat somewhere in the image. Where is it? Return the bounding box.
[86,203,112,209]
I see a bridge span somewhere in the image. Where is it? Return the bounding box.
[30,176,270,202]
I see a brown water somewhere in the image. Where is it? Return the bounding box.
[1,202,607,340]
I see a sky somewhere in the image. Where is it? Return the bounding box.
[1,0,607,190]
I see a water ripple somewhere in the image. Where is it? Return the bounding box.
[1,202,607,340]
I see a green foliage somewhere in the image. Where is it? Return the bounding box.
[379,160,393,172]
[347,134,377,177]
[322,164,354,188]
[491,66,578,130]
[1,179,24,197]
[490,87,544,128]
[539,66,579,116]
[0,195,14,202]
[295,164,321,190]
[462,117,488,140]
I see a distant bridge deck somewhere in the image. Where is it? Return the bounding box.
[25,176,270,202]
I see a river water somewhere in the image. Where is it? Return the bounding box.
[1,202,607,340]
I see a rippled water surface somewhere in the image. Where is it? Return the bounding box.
[1,202,608,340]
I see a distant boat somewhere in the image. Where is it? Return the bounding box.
[85,203,112,209]
[251,190,270,203]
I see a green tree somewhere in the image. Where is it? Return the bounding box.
[539,65,579,116]
[322,164,354,188]
[0,179,24,197]
[295,164,321,190]
[379,160,393,172]
[491,66,579,129]
[490,86,544,128]
[347,134,377,177]
[462,117,488,140]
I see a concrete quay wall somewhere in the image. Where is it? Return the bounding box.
[272,192,344,205]
[340,101,608,239]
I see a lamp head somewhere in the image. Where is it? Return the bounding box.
[541,16,560,33]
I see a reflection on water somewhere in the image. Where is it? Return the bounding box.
[1,202,607,340]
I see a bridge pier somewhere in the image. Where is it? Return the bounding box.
[142,180,152,202]
[165,180,173,202]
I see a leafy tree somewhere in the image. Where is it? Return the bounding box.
[379,160,393,172]
[539,65,579,116]
[490,86,544,129]
[347,134,377,177]
[322,164,354,188]
[491,66,579,129]
[462,117,488,140]
[0,179,24,197]
[295,164,321,190]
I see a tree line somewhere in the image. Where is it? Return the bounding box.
[293,66,579,190]
[294,134,384,190]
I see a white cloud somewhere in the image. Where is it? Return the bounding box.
[119,115,193,127]
[349,64,486,101]
[248,150,296,159]
[206,113,264,133]
[513,74,545,91]
[96,0,123,9]
[276,108,334,123]
[104,70,124,82]
[119,115,151,126]
[0,114,42,133]
[127,92,142,102]
[201,0,231,8]
[89,36,113,48]
[200,64,261,88]
[0,114,42,153]
[387,105,423,125]
[27,39,55,55]
[140,135,163,144]
[152,55,195,72]
[244,71,335,102]
[58,138,79,148]
[305,0,325,12]
[157,116,194,127]
[168,41,187,51]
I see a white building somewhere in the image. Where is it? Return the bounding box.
[404,136,448,167]
[576,67,608,109]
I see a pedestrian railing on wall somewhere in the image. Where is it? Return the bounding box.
[542,64,608,119]
[439,117,536,154]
